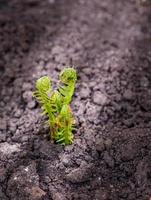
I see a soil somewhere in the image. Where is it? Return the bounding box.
[0,0,151,199]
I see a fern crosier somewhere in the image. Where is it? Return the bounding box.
[33,67,77,145]
[58,68,77,104]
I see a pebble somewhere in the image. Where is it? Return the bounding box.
[51,45,64,55]
[14,109,22,118]
[80,86,90,99]
[51,192,66,200]
[123,89,133,100]
[22,91,33,103]
[21,135,29,142]
[93,91,107,105]
[66,163,92,183]
[86,103,100,123]
[30,186,46,199]
[96,138,105,152]
[123,118,134,127]
[22,82,32,91]
[140,76,149,87]
[27,100,36,109]
[60,154,72,167]
[9,125,17,133]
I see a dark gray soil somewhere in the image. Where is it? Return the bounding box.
[0,0,151,199]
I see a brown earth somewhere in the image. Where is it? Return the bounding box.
[0,0,151,199]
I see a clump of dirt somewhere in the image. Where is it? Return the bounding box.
[0,0,151,199]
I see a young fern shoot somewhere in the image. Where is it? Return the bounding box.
[33,67,77,145]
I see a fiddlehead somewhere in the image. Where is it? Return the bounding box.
[58,67,77,104]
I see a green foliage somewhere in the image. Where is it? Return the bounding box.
[33,67,77,145]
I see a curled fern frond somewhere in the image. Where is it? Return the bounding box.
[36,76,51,93]
[58,68,77,104]
[33,67,77,145]
[33,76,55,123]
[33,76,51,105]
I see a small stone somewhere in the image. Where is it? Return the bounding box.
[29,186,46,199]
[55,54,67,64]
[60,154,72,167]
[75,159,83,166]
[22,83,32,91]
[96,138,105,152]
[80,86,90,99]
[140,76,149,87]
[22,91,33,103]
[115,94,122,101]
[9,124,16,133]
[64,145,74,152]
[93,91,107,105]
[82,67,91,75]
[86,103,100,122]
[123,118,134,127]
[66,163,92,183]
[51,45,64,55]
[123,89,133,100]
[27,100,36,109]
[51,192,66,200]
[21,135,29,142]
[14,109,22,118]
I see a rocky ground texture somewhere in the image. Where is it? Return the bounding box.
[0,0,151,199]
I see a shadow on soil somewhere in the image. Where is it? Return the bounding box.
[0,0,73,92]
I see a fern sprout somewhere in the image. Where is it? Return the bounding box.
[33,67,77,145]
